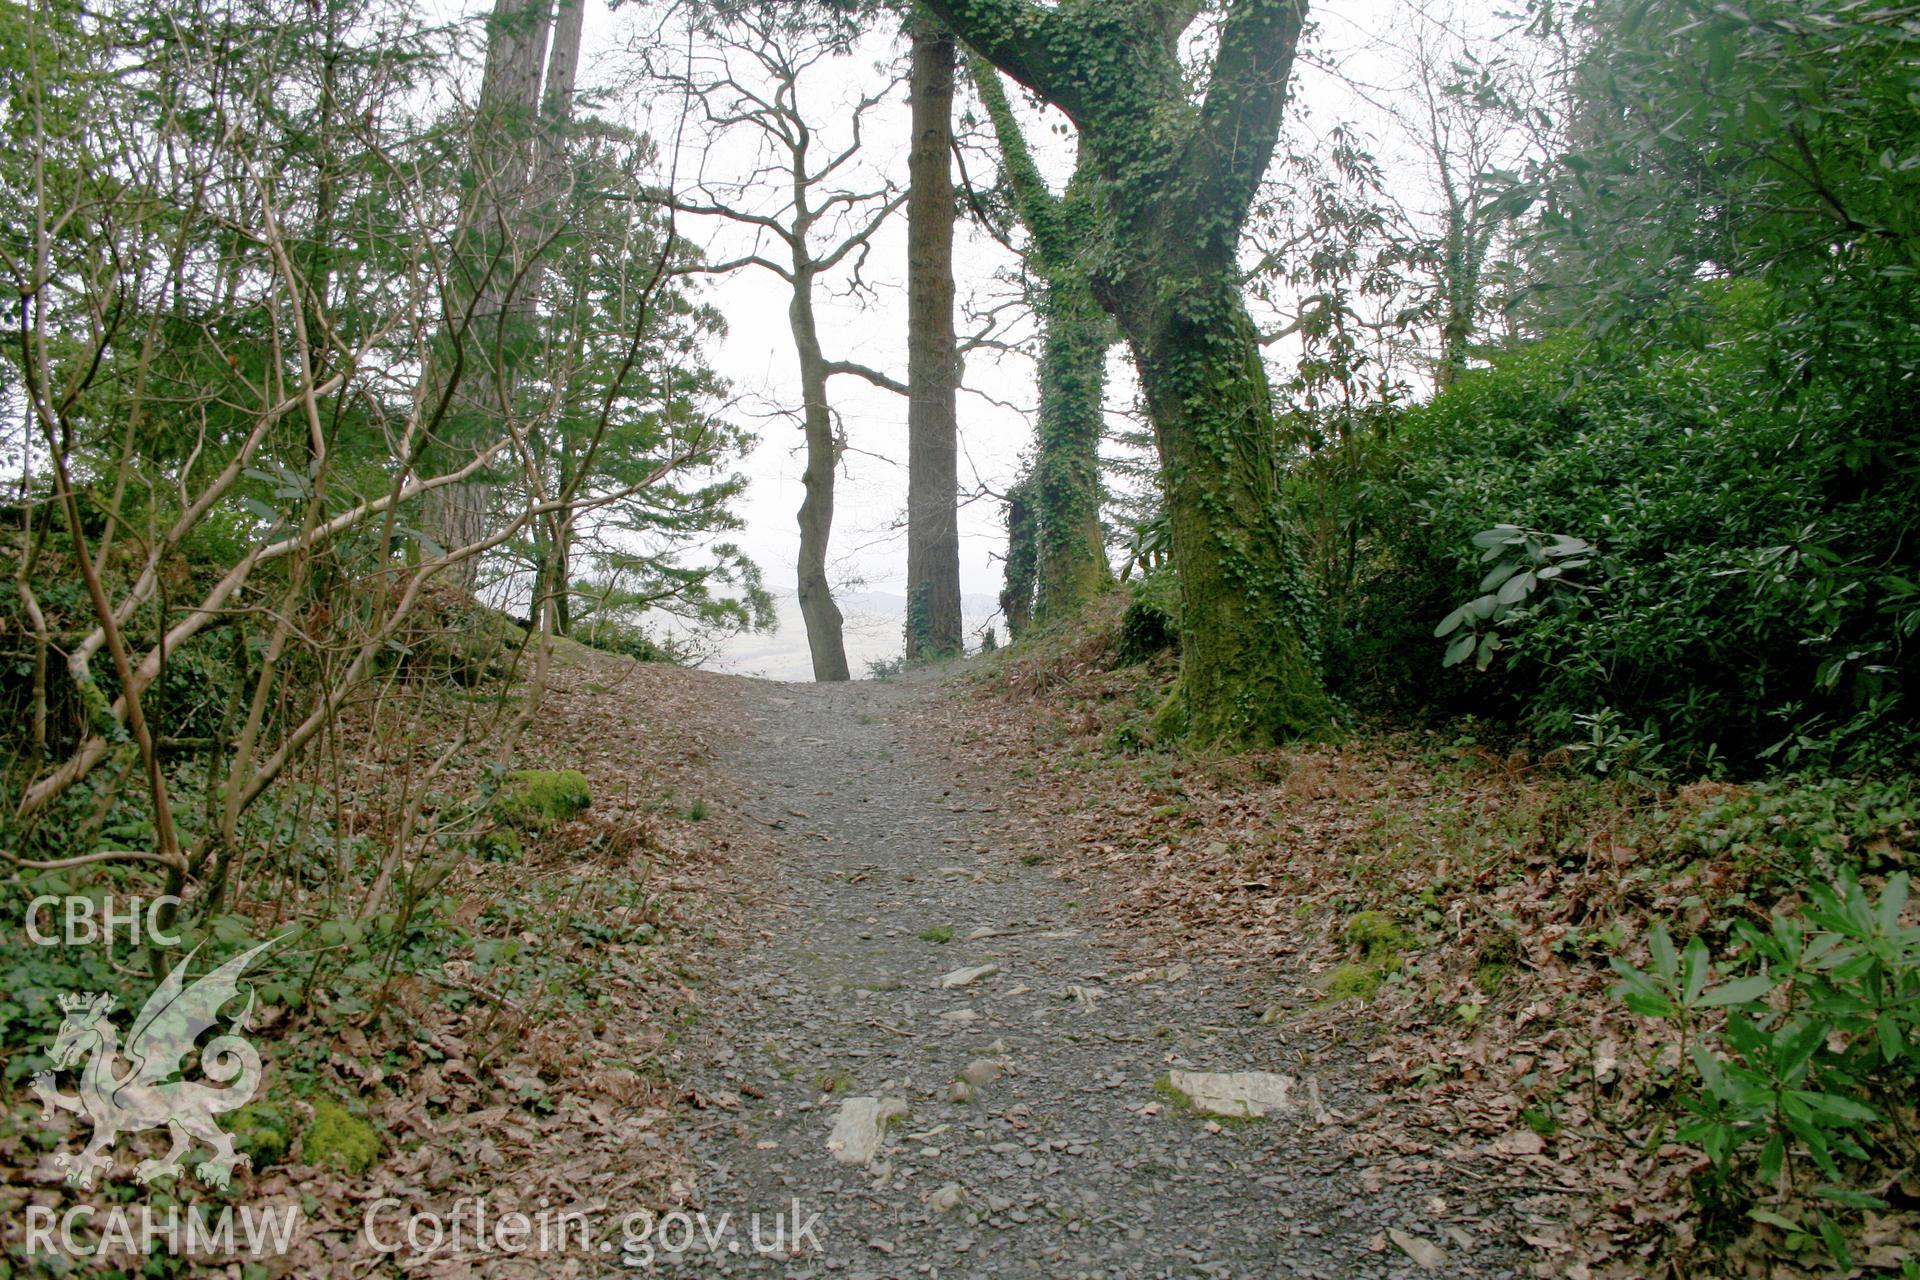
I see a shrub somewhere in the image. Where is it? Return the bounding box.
[1116,568,1180,666]
[1305,286,1920,772]
[1609,871,1920,1270]
[573,619,686,664]
[866,653,908,680]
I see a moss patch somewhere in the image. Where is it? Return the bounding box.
[1474,930,1521,994]
[1152,1074,1194,1111]
[918,926,954,944]
[491,769,591,831]
[477,829,523,862]
[1320,911,1416,1005]
[226,1104,291,1167]
[303,1099,380,1174]
[1344,911,1414,962]
[1322,962,1385,1003]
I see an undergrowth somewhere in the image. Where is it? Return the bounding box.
[959,591,1920,1277]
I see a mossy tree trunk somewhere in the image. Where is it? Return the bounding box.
[970,55,1111,630]
[926,0,1330,746]
[1031,277,1112,624]
[1121,267,1328,745]
[1000,477,1038,639]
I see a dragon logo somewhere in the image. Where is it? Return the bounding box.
[32,938,277,1190]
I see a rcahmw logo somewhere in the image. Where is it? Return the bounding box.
[32,936,278,1190]
[23,1202,303,1259]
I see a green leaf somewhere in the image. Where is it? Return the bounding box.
[1496,572,1535,605]
[1682,937,1709,1005]
[1814,1185,1887,1210]
[1758,1131,1785,1185]
[1772,1020,1824,1082]
[1877,1012,1903,1064]
[1816,1213,1852,1271]
[1650,923,1678,981]
[1444,633,1476,667]
[1876,873,1909,933]
[1802,1091,1879,1124]
[1748,1208,1802,1233]
[1623,990,1675,1018]
[1479,561,1522,592]
[1696,973,1776,1007]
[1690,1042,1728,1094]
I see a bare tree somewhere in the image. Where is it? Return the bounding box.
[649,8,906,682]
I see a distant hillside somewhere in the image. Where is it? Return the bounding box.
[706,590,1002,681]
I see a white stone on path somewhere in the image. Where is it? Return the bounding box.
[826,1097,907,1166]
[938,963,1000,989]
[1164,1070,1310,1120]
[959,1058,1004,1086]
[1388,1227,1449,1270]
[927,1182,966,1214]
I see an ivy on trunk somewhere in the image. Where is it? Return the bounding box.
[924,0,1330,745]
[970,55,1112,629]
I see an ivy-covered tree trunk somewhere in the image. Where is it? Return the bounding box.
[1031,278,1111,624]
[971,56,1110,629]
[925,0,1331,746]
[1000,477,1038,639]
[904,13,964,661]
[791,264,852,681]
[1117,265,1329,744]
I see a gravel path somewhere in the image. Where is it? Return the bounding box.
[676,677,1524,1279]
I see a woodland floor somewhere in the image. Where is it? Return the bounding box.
[669,672,1527,1278]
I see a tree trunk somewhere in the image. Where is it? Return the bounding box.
[1111,262,1330,747]
[904,14,963,661]
[1031,277,1111,625]
[1000,477,1037,639]
[791,266,852,681]
[968,55,1111,628]
[528,0,583,630]
[922,0,1330,745]
[424,0,555,592]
